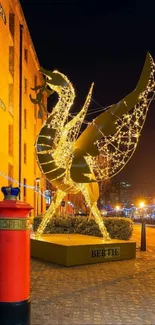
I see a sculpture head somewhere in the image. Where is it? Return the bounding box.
[39,67,70,91]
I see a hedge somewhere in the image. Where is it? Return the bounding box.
[33,215,133,240]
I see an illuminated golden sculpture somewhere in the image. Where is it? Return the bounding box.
[31,53,155,239]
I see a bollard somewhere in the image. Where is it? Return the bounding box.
[0,186,33,325]
[140,218,146,251]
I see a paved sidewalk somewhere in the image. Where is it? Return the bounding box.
[31,247,155,325]
[134,222,155,228]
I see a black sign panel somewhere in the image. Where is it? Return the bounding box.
[91,247,120,259]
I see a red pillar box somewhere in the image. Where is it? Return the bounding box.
[0,186,33,325]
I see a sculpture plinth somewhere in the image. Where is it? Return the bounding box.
[31,234,136,266]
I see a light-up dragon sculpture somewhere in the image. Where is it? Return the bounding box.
[31,53,155,239]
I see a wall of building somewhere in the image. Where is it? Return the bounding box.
[0,0,46,216]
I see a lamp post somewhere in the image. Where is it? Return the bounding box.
[139,201,146,251]
[36,177,40,216]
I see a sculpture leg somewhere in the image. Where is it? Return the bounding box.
[80,186,110,240]
[36,189,66,236]
[90,203,110,240]
[88,210,93,221]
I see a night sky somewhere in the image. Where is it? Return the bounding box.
[21,0,155,195]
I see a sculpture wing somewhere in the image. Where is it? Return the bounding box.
[70,53,155,182]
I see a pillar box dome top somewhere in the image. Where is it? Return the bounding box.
[1,185,20,200]
[0,186,33,211]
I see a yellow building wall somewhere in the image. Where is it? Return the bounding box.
[0,0,47,216]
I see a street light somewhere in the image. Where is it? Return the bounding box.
[139,201,145,209]
[115,205,120,217]
[139,201,145,222]
[36,177,40,216]
[139,201,146,251]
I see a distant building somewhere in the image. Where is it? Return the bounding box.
[119,181,132,206]
[103,181,132,207]
[0,0,47,216]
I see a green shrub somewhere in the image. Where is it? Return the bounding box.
[103,217,133,240]
[33,215,133,240]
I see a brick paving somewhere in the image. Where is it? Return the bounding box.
[31,245,155,325]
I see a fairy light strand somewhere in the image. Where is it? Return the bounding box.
[0,171,47,198]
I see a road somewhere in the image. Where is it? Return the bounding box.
[131,223,155,250]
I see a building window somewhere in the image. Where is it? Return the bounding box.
[41,94,46,118]
[34,151,36,173]
[33,181,36,214]
[8,84,14,114]
[23,178,27,201]
[24,109,27,129]
[42,93,44,105]
[41,189,43,213]
[9,46,14,77]
[34,76,37,119]
[24,78,27,94]
[8,163,13,185]
[24,143,27,164]
[34,75,37,89]
[8,125,13,156]
[24,48,28,62]
[34,105,37,119]
[9,13,15,38]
